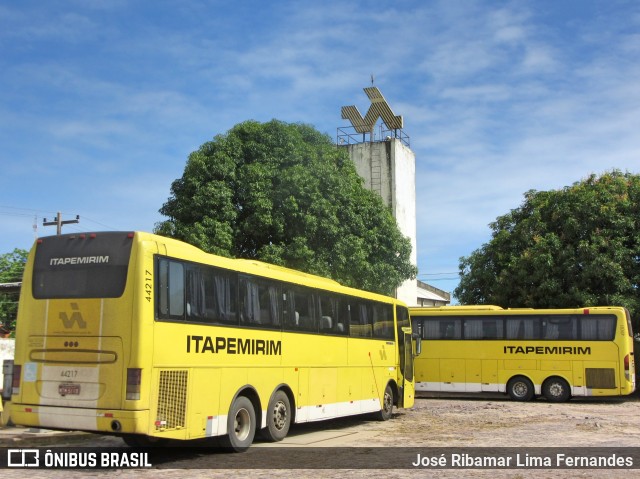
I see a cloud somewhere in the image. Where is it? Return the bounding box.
[1,0,639,299]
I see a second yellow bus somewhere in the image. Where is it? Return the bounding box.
[410,306,635,402]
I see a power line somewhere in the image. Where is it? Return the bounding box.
[420,277,459,282]
[418,272,458,277]
[80,216,119,231]
[0,205,121,231]
[0,205,58,216]
[0,211,34,218]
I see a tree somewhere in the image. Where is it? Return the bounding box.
[455,171,640,322]
[0,248,28,335]
[155,120,417,295]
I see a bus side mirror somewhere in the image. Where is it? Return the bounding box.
[413,333,422,356]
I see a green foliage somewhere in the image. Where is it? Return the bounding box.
[155,120,416,295]
[0,248,28,335]
[455,170,640,323]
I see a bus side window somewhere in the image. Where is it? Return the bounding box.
[283,287,317,332]
[158,259,170,317]
[581,315,616,340]
[296,289,317,332]
[464,318,483,339]
[506,319,523,339]
[464,317,503,339]
[372,303,394,340]
[543,316,577,340]
[237,278,281,329]
[282,291,295,330]
[262,284,281,327]
[157,259,185,320]
[483,318,504,339]
[506,318,540,339]
[336,299,351,335]
[422,319,440,339]
[239,277,259,326]
[506,316,542,340]
[185,266,206,320]
[209,271,237,325]
[440,319,461,339]
[318,294,335,333]
[351,302,372,338]
[168,262,185,317]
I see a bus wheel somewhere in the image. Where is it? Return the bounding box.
[263,390,291,442]
[220,396,256,452]
[543,377,571,402]
[507,376,535,401]
[376,383,394,421]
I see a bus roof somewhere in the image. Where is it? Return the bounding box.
[410,305,504,313]
[409,305,629,316]
[235,259,341,287]
[134,231,398,305]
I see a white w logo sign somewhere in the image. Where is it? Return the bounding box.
[59,303,87,329]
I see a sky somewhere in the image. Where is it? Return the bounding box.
[1,0,639,300]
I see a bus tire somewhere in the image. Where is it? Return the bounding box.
[507,376,535,401]
[376,383,394,421]
[263,390,291,442]
[220,395,256,452]
[542,377,571,402]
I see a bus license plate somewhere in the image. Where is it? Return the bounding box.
[59,383,80,396]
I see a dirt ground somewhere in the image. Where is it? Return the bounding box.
[381,392,640,448]
[243,391,640,479]
[3,392,639,479]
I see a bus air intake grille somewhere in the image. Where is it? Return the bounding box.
[157,370,188,430]
[585,368,616,389]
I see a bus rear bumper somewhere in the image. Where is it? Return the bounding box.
[10,404,149,435]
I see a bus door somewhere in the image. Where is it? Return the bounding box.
[401,329,415,408]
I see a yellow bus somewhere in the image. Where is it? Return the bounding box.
[10,231,415,450]
[409,306,635,402]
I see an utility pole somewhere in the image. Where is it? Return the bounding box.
[43,212,80,235]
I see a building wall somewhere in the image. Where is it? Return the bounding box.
[0,339,15,393]
[346,139,417,305]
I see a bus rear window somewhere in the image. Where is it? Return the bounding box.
[32,232,133,299]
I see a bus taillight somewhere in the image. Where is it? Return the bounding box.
[11,364,21,396]
[126,368,142,400]
[624,354,631,381]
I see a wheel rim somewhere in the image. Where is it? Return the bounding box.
[548,382,564,398]
[513,381,528,398]
[383,390,392,413]
[272,400,288,431]
[234,407,251,441]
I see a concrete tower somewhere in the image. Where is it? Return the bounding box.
[339,87,417,305]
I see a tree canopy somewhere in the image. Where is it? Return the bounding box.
[0,248,28,335]
[455,171,640,321]
[155,119,416,295]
